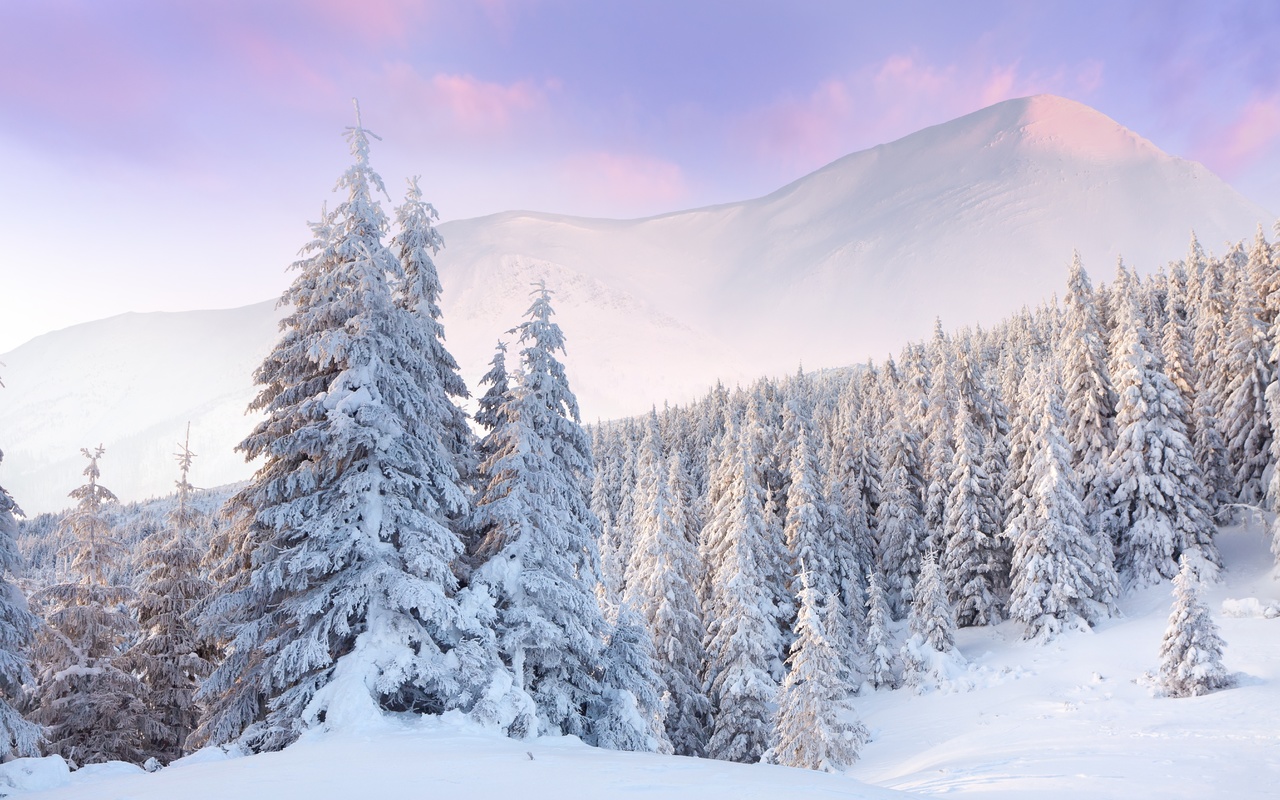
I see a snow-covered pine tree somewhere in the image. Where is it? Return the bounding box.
[876,391,928,618]
[1061,253,1117,543]
[0,440,40,759]
[864,568,898,689]
[770,572,867,772]
[1106,261,1219,588]
[923,322,957,556]
[1189,238,1232,519]
[474,340,509,439]
[195,107,486,751]
[470,283,655,748]
[30,446,149,766]
[623,412,710,756]
[942,358,1003,627]
[1157,556,1231,698]
[1221,257,1272,507]
[703,423,781,764]
[594,605,671,753]
[785,423,837,601]
[1009,372,1119,640]
[392,174,477,491]
[128,428,214,763]
[900,550,964,690]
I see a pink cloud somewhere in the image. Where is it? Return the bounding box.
[1199,93,1280,176]
[306,0,431,45]
[740,52,1107,174]
[560,151,688,212]
[383,65,548,136]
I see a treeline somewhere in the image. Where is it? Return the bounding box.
[589,227,1278,761]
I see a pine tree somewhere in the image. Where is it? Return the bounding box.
[703,424,780,764]
[0,443,40,759]
[1189,238,1232,518]
[1009,375,1118,640]
[470,284,654,747]
[195,108,486,751]
[1061,254,1117,543]
[876,394,928,618]
[593,606,671,753]
[900,551,964,690]
[1158,556,1231,698]
[30,447,149,766]
[785,424,836,601]
[474,340,510,440]
[1106,262,1219,588]
[864,569,898,689]
[128,428,214,763]
[770,573,867,772]
[1221,261,1272,506]
[942,360,1003,627]
[623,413,710,756]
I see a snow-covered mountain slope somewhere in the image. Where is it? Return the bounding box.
[1,95,1271,513]
[11,524,1278,800]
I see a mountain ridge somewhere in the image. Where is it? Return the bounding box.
[2,94,1272,512]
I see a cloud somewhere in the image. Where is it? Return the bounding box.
[1198,93,1280,177]
[382,65,549,137]
[739,52,1107,174]
[559,151,688,213]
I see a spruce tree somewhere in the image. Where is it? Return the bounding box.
[30,447,149,766]
[1061,254,1117,542]
[864,569,898,689]
[785,424,836,600]
[1106,262,1219,588]
[876,393,928,618]
[703,424,780,764]
[1221,264,1272,507]
[1009,375,1118,640]
[195,108,486,751]
[128,428,214,763]
[594,606,671,753]
[470,284,654,748]
[1158,556,1230,698]
[770,573,867,772]
[623,413,710,756]
[0,445,40,759]
[900,551,964,690]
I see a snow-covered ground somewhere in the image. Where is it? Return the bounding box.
[8,523,1277,800]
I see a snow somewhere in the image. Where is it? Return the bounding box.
[0,94,1272,514]
[8,523,1276,799]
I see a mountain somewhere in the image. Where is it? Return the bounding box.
[1,95,1271,513]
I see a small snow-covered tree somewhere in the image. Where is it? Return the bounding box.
[1157,556,1231,698]
[128,429,214,763]
[474,340,510,440]
[900,551,964,690]
[864,569,897,690]
[0,444,40,759]
[770,572,867,772]
[30,446,149,766]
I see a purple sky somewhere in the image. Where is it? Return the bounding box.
[2,0,1278,352]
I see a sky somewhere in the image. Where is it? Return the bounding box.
[1,0,1278,353]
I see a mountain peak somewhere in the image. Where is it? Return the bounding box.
[986,94,1164,161]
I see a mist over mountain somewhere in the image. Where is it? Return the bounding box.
[1,94,1271,513]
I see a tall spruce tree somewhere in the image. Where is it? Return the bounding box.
[876,392,928,618]
[470,284,656,749]
[195,107,487,751]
